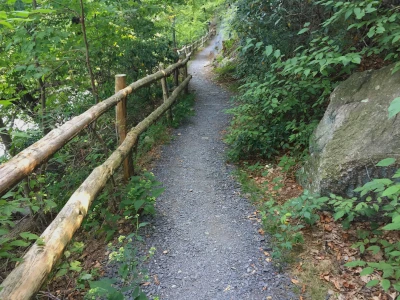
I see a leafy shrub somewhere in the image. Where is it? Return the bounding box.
[224,0,400,160]
[171,94,195,128]
[120,172,164,218]
[261,190,328,259]
[214,62,237,81]
[260,157,400,293]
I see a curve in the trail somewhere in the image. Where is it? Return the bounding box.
[141,32,296,300]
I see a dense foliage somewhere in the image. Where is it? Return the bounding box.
[224,0,400,160]
[0,0,223,295]
[222,0,400,297]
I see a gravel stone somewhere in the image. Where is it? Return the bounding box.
[137,32,297,299]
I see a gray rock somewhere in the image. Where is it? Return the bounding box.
[299,63,400,196]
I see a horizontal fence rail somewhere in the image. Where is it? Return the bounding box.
[176,29,215,57]
[0,56,190,198]
[0,28,213,300]
[0,75,192,300]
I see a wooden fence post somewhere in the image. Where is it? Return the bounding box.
[159,63,172,123]
[174,66,179,88]
[115,74,134,181]
[183,63,189,95]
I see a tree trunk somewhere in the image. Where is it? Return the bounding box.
[0,116,13,155]
[80,0,98,103]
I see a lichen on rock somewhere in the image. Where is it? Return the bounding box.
[299,63,400,196]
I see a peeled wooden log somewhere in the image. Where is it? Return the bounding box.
[0,74,192,300]
[0,55,191,198]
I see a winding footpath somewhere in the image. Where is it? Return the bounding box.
[141,33,296,300]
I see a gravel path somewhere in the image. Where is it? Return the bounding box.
[141,33,296,300]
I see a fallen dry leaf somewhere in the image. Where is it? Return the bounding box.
[331,278,341,291]
[258,228,265,235]
[296,262,303,271]
[154,275,160,285]
[291,278,300,285]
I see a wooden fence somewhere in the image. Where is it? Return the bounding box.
[0,31,212,299]
[177,28,216,57]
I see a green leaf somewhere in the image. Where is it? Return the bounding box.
[8,240,30,247]
[55,268,68,278]
[13,11,30,18]
[138,222,150,228]
[334,210,345,221]
[89,278,118,293]
[382,222,400,230]
[393,35,400,44]
[389,97,400,118]
[381,279,391,291]
[133,200,145,211]
[366,279,380,287]
[351,56,361,64]
[0,100,15,107]
[392,62,400,75]
[376,158,396,167]
[264,45,273,57]
[255,41,263,49]
[360,267,374,276]
[19,232,39,240]
[10,131,31,138]
[345,9,352,20]
[393,170,400,178]
[298,28,309,35]
[70,260,82,272]
[382,185,400,197]
[345,260,366,267]
[394,282,400,291]
[367,245,380,254]
[0,20,13,29]
[80,273,93,280]
[354,8,365,19]
[367,26,376,38]
[274,49,281,58]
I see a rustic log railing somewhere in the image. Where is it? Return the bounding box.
[176,29,215,57]
[0,28,212,299]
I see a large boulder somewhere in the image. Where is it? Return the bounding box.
[299,64,400,196]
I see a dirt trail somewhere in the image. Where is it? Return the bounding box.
[141,32,296,300]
